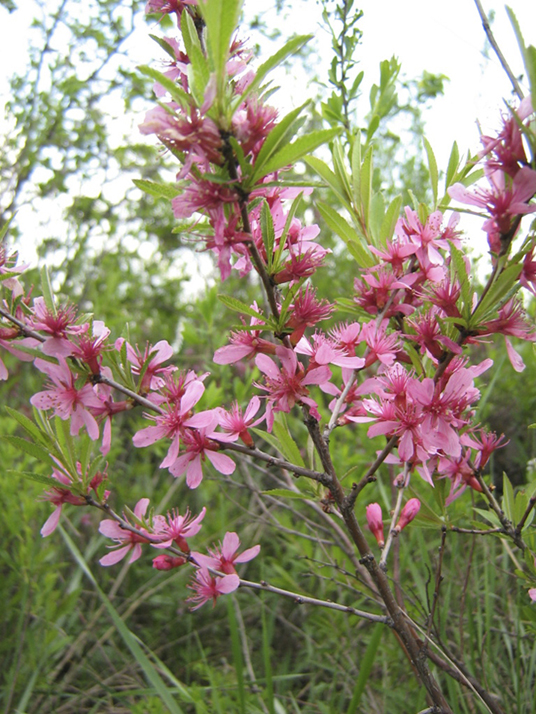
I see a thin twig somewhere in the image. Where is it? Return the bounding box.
[238,578,390,624]
[473,0,524,101]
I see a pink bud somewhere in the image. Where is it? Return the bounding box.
[152,554,187,571]
[366,503,385,548]
[395,498,421,532]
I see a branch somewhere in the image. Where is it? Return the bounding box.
[473,0,524,101]
[238,578,390,624]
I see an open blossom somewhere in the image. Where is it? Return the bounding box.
[186,568,240,610]
[255,346,331,429]
[71,320,111,375]
[31,357,102,440]
[40,466,108,537]
[213,303,275,365]
[132,377,214,470]
[152,506,206,550]
[168,419,236,489]
[99,498,153,566]
[448,167,536,252]
[116,338,175,392]
[216,396,264,446]
[192,531,260,574]
[30,297,86,357]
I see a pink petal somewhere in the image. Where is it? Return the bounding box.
[186,455,204,489]
[133,424,167,447]
[234,544,261,563]
[504,337,525,372]
[99,545,132,566]
[41,505,62,537]
[205,449,236,475]
[216,573,240,595]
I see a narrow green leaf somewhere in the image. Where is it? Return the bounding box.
[351,131,362,206]
[346,623,383,713]
[449,242,472,318]
[0,214,14,242]
[360,146,373,225]
[261,201,275,271]
[4,436,55,466]
[250,102,309,185]
[272,413,305,467]
[5,406,49,445]
[244,34,311,101]
[181,11,209,104]
[138,65,191,108]
[445,141,460,189]
[274,193,303,267]
[133,178,181,200]
[40,266,56,313]
[149,34,180,61]
[471,262,522,325]
[261,488,309,500]
[217,294,264,319]
[423,136,438,207]
[252,128,340,183]
[369,192,385,244]
[226,598,245,714]
[332,141,353,206]
[200,0,242,86]
[60,528,185,714]
[7,470,61,487]
[261,594,274,714]
[303,156,351,209]
[379,195,402,244]
[317,202,374,268]
[503,472,515,522]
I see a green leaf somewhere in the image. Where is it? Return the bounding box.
[0,214,14,242]
[423,136,438,207]
[369,192,385,244]
[303,156,352,210]
[60,528,185,714]
[199,0,242,90]
[347,624,383,713]
[137,65,191,108]
[272,413,305,467]
[7,470,63,488]
[445,141,460,189]
[261,200,275,271]
[502,472,515,522]
[181,11,209,105]
[379,195,402,244]
[4,406,49,445]
[261,488,309,500]
[40,265,56,314]
[360,146,373,227]
[470,262,522,325]
[252,128,340,183]
[317,202,374,268]
[4,435,55,466]
[217,294,263,319]
[236,34,312,108]
[149,34,181,61]
[132,179,181,200]
[449,242,472,318]
[249,102,309,185]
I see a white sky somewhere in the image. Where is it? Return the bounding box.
[0,0,535,268]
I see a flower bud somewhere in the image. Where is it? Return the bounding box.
[152,554,187,571]
[366,503,385,548]
[395,498,421,532]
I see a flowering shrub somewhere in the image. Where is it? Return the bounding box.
[2,0,536,711]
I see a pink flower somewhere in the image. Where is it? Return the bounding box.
[70,321,111,375]
[99,498,152,566]
[152,554,187,571]
[529,588,536,603]
[30,297,85,358]
[395,499,421,532]
[186,568,240,610]
[152,506,207,551]
[213,303,274,365]
[255,346,332,429]
[366,504,385,548]
[116,338,175,392]
[31,357,102,440]
[168,420,236,489]
[132,377,213,470]
[216,396,264,447]
[192,531,260,574]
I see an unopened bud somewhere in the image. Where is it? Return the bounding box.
[395,498,421,532]
[152,554,187,571]
[366,503,385,548]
